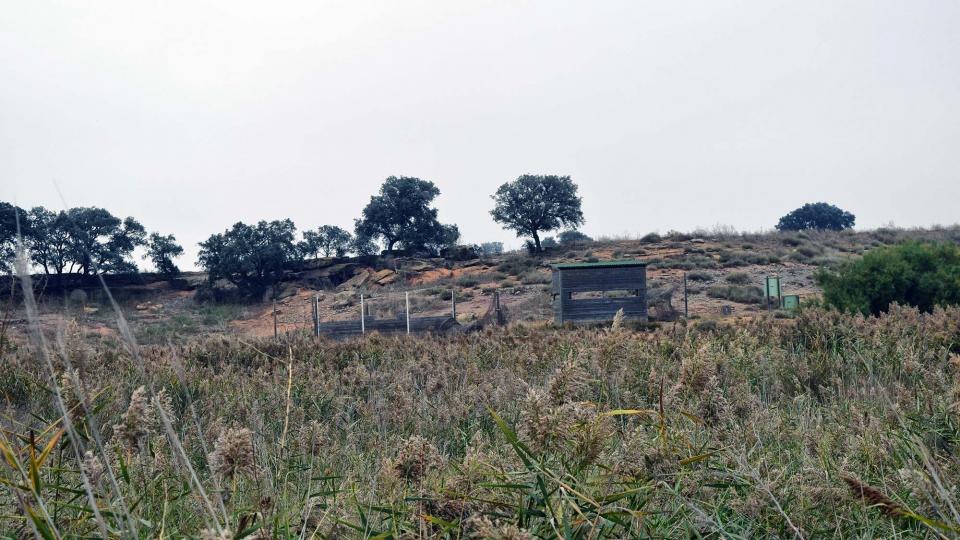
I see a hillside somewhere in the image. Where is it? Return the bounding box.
[4,226,959,343]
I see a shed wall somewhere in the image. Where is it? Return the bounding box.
[552,265,647,324]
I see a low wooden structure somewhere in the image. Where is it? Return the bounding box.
[551,261,647,324]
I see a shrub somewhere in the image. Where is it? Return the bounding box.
[497,256,536,276]
[519,270,551,285]
[456,275,480,288]
[558,230,593,245]
[781,236,803,247]
[707,284,764,304]
[479,241,504,257]
[817,241,960,315]
[665,230,693,241]
[796,246,819,258]
[725,272,750,284]
[640,232,661,243]
[720,257,747,268]
[788,251,812,264]
[687,270,712,282]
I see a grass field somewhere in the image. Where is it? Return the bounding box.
[2,304,959,538]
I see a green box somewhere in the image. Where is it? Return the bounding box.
[764,276,781,298]
[782,295,800,310]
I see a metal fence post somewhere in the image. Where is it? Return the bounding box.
[360,294,365,334]
[273,299,278,340]
[451,289,456,319]
[405,292,410,334]
[683,272,689,319]
[313,295,319,337]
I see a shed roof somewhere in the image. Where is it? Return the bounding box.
[551,260,647,270]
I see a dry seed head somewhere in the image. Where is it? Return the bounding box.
[209,427,258,480]
[391,435,444,482]
[153,388,174,421]
[114,386,152,448]
[465,515,532,540]
[611,308,625,331]
[546,357,589,404]
[81,450,104,487]
[841,475,909,518]
[698,375,731,427]
[200,527,232,540]
[59,369,88,422]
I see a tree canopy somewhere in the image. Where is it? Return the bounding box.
[0,202,158,279]
[64,208,147,275]
[354,176,454,253]
[0,202,26,273]
[198,219,299,299]
[300,225,352,258]
[817,241,960,315]
[776,202,855,231]
[490,175,584,252]
[147,233,184,278]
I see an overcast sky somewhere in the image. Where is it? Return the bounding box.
[2,1,958,269]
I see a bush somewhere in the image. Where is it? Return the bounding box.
[519,270,551,285]
[707,285,764,304]
[558,230,593,245]
[456,275,480,288]
[687,271,712,282]
[781,236,803,247]
[640,232,661,243]
[788,251,812,264]
[720,257,748,268]
[817,241,960,315]
[795,246,819,258]
[725,272,750,284]
[497,256,537,276]
[479,241,504,257]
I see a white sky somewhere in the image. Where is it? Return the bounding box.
[2,1,958,270]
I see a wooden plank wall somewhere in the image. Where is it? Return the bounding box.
[553,266,647,323]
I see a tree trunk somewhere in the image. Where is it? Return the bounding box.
[532,231,542,252]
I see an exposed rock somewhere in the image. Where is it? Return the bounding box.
[332,291,355,308]
[276,285,299,300]
[402,260,433,272]
[373,269,397,285]
[290,262,362,289]
[340,269,373,290]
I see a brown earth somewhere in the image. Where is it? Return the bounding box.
[8,228,903,342]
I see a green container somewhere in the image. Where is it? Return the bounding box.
[764,276,781,298]
[782,295,800,311]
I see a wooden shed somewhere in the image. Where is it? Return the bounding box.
[551,261,647,324]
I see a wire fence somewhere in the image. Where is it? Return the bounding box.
[265,268,807,340]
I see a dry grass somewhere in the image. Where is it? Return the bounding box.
[3,285,960,537]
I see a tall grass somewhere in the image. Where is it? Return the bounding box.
[2,302,960,537]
